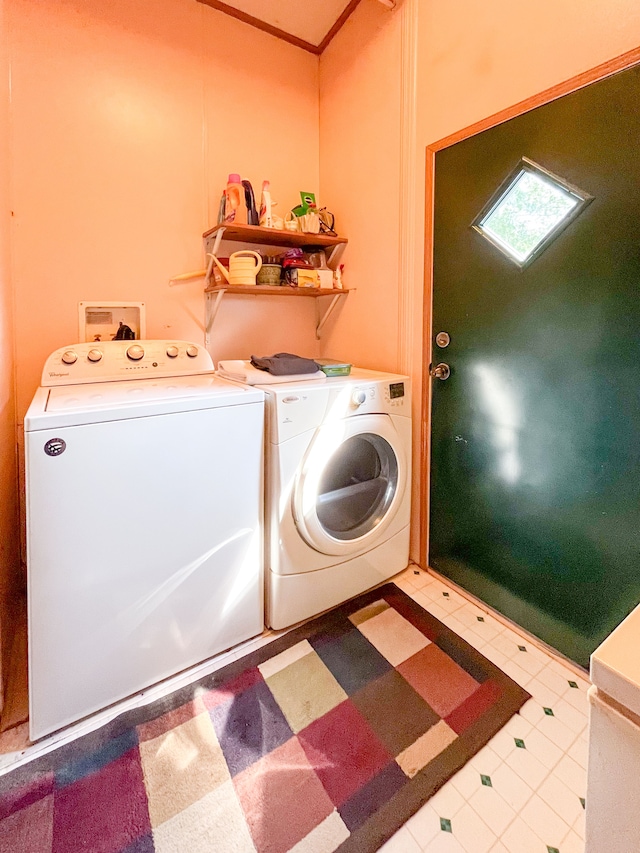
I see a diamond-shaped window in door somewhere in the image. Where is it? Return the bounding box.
[472,157,593,267]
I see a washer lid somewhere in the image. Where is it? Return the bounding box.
[26,375,264,431]
[45,374,250,411]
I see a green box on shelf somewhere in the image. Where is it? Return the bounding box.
[316,359,352,377]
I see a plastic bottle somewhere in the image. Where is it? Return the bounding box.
[259,180,273,228]
[242,180,259,225]
[216,191,226,225]
[224,173,248,225]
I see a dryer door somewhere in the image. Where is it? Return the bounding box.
[293,414,407,556]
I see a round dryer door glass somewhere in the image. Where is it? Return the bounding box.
[315,433,398,540]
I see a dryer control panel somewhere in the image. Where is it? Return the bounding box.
[41,341,213,386]
[383,381,407,409]
[345,380,408,412]
[264,372,411,445]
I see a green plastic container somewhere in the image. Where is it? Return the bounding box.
[316,359,352,377]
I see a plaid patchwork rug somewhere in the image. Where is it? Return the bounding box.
[0,584,529,853]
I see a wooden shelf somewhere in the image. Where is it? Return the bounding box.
[202,223,348,250]
[204,284,349,296]
[201,225,349,342]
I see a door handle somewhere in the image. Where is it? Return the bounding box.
[430,362,450,380]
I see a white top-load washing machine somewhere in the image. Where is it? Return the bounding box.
[25,340,264,740]
[262,368,411,629]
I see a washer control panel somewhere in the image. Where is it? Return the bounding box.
[41,341,214,386]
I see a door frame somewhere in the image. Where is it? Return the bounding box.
[419,45,640,569]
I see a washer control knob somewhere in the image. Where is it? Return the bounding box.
[186,345,198,358]
[351,389,367,407]
[166,345,179,358]
[61,350,78,365]
[87,349,102,363]
[127,345,145,361]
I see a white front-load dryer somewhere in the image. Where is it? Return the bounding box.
[262,369,411,629]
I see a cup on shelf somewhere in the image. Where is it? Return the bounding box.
[257,264,283,286]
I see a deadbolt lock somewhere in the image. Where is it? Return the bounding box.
[435,331,450,348]
[430,362,451,381]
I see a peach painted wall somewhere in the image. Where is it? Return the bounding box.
[320,0,640,564]
[416,0,640,148]
[0,0,19,705]
[7,0,320,425]
[319,1,402,371]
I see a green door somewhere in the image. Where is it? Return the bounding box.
[430,64,640,667]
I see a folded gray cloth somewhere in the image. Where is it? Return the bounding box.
[250,352,320,376]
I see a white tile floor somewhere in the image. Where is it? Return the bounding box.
[383,566,589,853]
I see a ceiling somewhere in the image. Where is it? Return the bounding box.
[197,0,365,54]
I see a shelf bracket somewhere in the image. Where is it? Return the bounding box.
[204,288,227,346]
[204,227,227,288]
[326,242,347,271]
[316,292,346,340]
[210,227,226,257]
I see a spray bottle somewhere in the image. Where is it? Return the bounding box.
[259,180,273,228]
